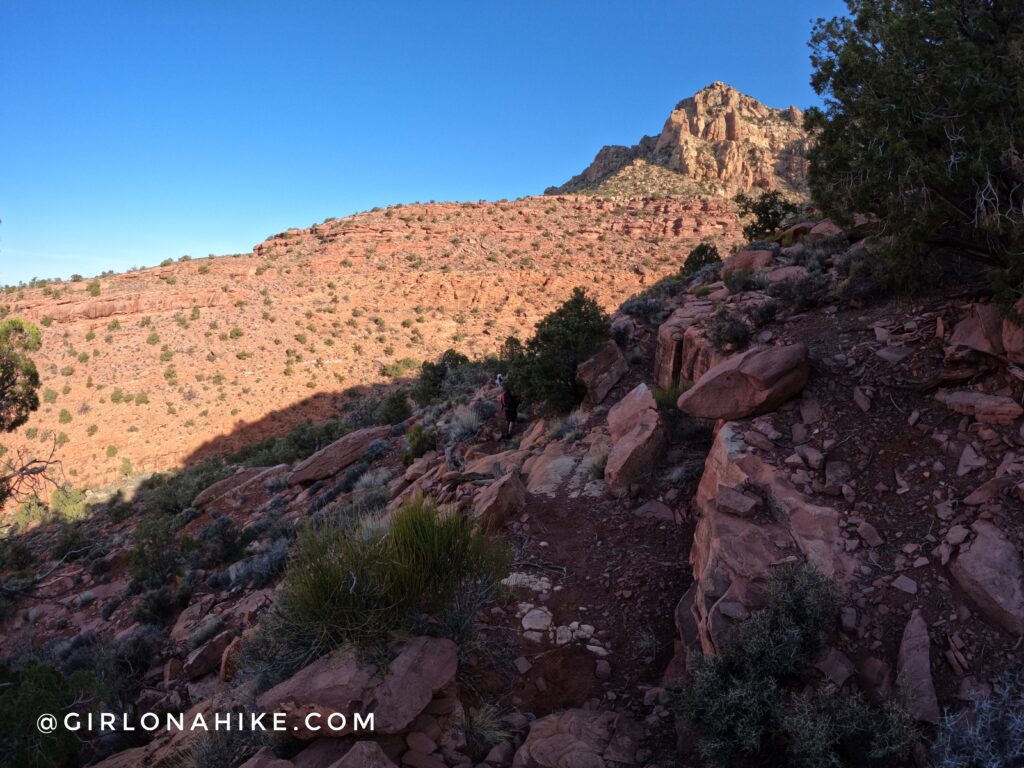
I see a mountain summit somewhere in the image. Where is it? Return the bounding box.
[547,82,809,198]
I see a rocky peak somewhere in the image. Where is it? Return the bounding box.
[547,82,809,198]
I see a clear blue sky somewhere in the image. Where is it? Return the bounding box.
[0,0,846,285]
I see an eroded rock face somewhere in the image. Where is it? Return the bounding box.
[949,521,1024,635]
[654,299,720,390]
[679,423,855,660]
[287,426,391,485]
[576,341,629,405]
[676,344,810,420]
[512,709,641,768]
[549,82,808,197]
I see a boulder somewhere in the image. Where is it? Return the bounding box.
[332,742,397,767]
[604,410,665,492]
[472,472,527,533]
[607,384,657,442]
[183,629,237,680]
[1002,299,1024,363]
[896,610,939,723]
[604,384,666,491]
[765,265,808,284]
[192,467,266,509]
[677,344,810,420]
[512,710,640,768]
[257,637,458,739]
[949,521,1024,634]
[949,304,1005,357]
[522,444,578,497]
[575,341,628,405]
[935,390,1022,425]
[287,426,391,485]
[721,248,773,279]
[238,748,294,768]
[806,219,843,241]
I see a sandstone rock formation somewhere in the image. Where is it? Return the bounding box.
[676,344,810,420]
[547,82,809,198]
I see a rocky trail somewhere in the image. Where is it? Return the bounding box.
[4,213,1024,768]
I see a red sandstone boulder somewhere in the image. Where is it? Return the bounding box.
[287,426,391,485]
[949,304,1005,357]
[676,344,810,420]
[257,636,458,739]
[604,384,666,491]
[472,471,527,532]
[512,710,640,767]
[721,248,772,279]
[575,340,628,405]
[949,521,1024,635]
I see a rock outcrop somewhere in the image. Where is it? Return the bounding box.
[576,340,629,405]
[547,82,809,198]
[287,426,391,485]
[678,423,855,660]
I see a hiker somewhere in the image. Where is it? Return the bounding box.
[500,383,519,438]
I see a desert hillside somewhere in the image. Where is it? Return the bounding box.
[2,195,741,489]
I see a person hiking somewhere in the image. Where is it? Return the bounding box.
[499,383,519,438]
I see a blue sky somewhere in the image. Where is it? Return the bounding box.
[0,0,846,285]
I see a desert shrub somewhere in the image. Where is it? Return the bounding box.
[52,520,90,560]
[707,307,752,352]
[411,349,470,406]
[50,484,88,521]
[930,662,1024,767]
[768,274,829,312]
[806,0,1024,293]
[0,661,105,768]
[723,265,768,294]
[619,296,666,325]
[127,515,182,588]
[262,496,507,672]
[508,287,609,412]
[744,298,780,327]
[404,423,436,464]
[0,318,42,435]
[683,242,722,276]
[735,191,799,241]
[837,247,889,304]
[381,357,419,378]
[463,703,512,759]
[0,537,34,572]
[132,585,182,625]
[375,390,411,425]
[674,563,916,767]
[189,514,246,569]
[138,459,228,518]
[449,406,481,442]
[653,382,691,410]
[176,720,272,768]
[229,418,348,467]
